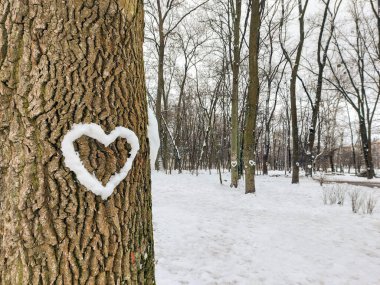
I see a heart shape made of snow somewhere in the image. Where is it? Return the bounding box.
[61,123,140,200]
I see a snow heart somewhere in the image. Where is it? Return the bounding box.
[231,161,237,168]
[61,123,140,200]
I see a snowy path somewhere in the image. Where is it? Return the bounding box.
[152,172,380,285]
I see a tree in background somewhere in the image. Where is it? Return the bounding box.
[243,0,261,194]
[230,0,242,187]
[304,0,342,177]
[279,0,309,184]
[326,0,380,179]
[261,1,285,175]
[142,0,380,179]
[145,0,209,170]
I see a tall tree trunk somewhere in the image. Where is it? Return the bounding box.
[0,1,155,284]
[289,0,308,184]
[286,103,292,173]
[263,67,272,175]
[306,0,338,177]
[230,0,242,188]
[155,0,166,170]
[243,0,260,194]
[173,72,187,173]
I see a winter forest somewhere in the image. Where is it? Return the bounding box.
[0,0,380,284]
[145,0,380,182]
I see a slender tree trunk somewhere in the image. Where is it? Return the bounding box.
[316,116,322,172]
[345,102,358,174]
[155,0,166,170]
[306,0,337,177]
[230,0,242,188]
[0,1,155,284]
[286,103,292,173]
[243,0,260,194]
[173,70,187,173]
[289,0,308,184]
[263,78,271,175]
[263,122,270,175]
[290,72,300,183]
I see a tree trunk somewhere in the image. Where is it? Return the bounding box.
[329,151,335,173]
[359,117,375,179]
[243,0,260,194]
[0,1,155,284]
[346,102,358,175]
[230,0,242,188]
[306,0,335,177]
[263,89,271,175]
[289,0,308,184]
[262,129,270,175]
[155,0,166,170]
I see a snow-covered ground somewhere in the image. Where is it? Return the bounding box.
[152,171,380,285]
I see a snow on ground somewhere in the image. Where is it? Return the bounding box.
[270,170,380,184]
[152,171,380,285]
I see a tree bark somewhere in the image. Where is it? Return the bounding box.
[243,0,260,194]
[155,0,166,170]
[289,0,308,184]
[230,0,242,188]
[0,1,155,284]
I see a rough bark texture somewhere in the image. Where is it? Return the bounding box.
[0,0,155,284]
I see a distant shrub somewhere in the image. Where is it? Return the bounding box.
[323,185,378,215]
[361,194,377,215]
[349,189,362,213]
[322,184,346,206]
[335,185,346,206]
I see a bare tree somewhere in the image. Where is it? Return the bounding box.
[326,0,379,178]
[304,0,342,177]
[145,0,209,170]
[261,1,286,175]
[172,22,209,173]
[279,0,310,184]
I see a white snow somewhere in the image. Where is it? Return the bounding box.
[61,123,139,200]
[148,107,160,169]
[321,173,380,183]
[153,171,380,284]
